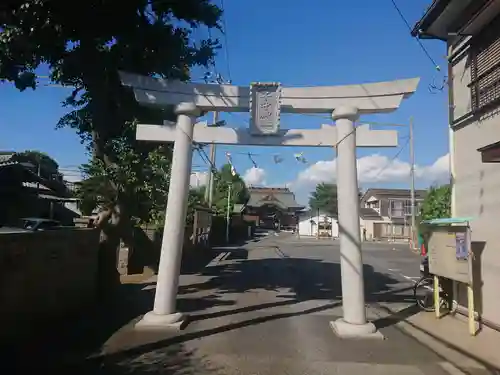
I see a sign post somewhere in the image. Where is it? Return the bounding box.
[226,184,232,243]
[424,218,477,336]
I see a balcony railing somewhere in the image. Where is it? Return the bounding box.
[389,200,421,218]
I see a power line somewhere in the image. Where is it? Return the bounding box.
[220,0,232,83]
[373,135,410,181]
[195,145,219,176]
[389,0,441,72]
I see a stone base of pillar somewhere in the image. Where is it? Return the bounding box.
[135,311,187,330]
[329,319,384,339]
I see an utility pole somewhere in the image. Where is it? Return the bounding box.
[316,207,320,239]
[226,183,232,243]
[205,111,218,207]
[36,156,41,196]
[409,116,416,248]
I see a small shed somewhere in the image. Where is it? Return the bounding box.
[297,210,338,238]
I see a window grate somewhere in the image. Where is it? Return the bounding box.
[470,14,500,113]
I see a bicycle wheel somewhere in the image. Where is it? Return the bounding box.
[413,276,435,312]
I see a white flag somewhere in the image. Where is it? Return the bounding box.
[226,152,237,176]
[294,152,307,164]
[273,154,283,164]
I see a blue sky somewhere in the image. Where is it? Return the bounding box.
[0,0,450,204]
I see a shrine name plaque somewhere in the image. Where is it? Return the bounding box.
[249,82,282,136]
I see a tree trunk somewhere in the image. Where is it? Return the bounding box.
[82,45,157,286]
[95,208,121,296]
[90,118,125,294]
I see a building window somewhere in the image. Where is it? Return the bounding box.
[393,224,404,236]
[404,200,411,216]
[478,141,500,163]
[389,200,404,218]
[402,199,422,216]
[470,14,500,113]
[366,200,379,209]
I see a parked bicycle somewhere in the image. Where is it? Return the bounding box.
[413,256,451,312]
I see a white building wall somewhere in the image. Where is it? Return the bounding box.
[298,214,338,237]
[298,217,314,237]
[449,38,500,327]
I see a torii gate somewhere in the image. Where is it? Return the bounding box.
[120,72,419,338]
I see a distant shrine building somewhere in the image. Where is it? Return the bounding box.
[239,187,304,230]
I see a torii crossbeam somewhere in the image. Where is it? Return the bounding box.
[120,72,419,338]
[136,122,398,147]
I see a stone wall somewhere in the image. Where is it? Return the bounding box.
[122,209,214,276]
[0,228,100,340]
[122,225,200,276]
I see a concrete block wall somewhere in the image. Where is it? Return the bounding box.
[122,225,199,276]
[0,228,100,340]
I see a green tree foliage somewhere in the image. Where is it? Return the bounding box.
[12,150,60,180]
[212,164,249,217]
[0,1,222,249]
[308,183,338,215]
[187,187,206,225]
[75,145,172,226]
[149,185,207,228]
[420,185,451,221]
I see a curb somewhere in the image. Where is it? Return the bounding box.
[206,251,231,267]
[371,305,499,375]
[396,319,495,375]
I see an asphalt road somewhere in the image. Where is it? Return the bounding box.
[118,231,452,375]
[271,233,425,312]
[4,232,464,375]
[277,233,423,283]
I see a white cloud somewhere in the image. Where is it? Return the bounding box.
[243,167,267,186]
[190,171,209,187]
[291,153,450,191]
[418,154,450,185]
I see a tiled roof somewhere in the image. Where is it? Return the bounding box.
[359,207,382,219]
[0,159,67,198]
[248,187,291,193]
[22,181,52,191]
[38,194,80,202]
[0,153,34,169]
[0,153,15,165]
[298,209,336,218]
[246,189,304,209]
[0,161,18,168]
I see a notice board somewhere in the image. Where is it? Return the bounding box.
[427,225,471,284]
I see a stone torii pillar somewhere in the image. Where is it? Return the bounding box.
[331,106,380,338]
[136,103,200,328]
[120,72,419,337]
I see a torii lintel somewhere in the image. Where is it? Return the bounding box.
[119,72,420,114]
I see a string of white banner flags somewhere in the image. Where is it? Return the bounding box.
[225,152,238,176]
[223,151,309,176]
